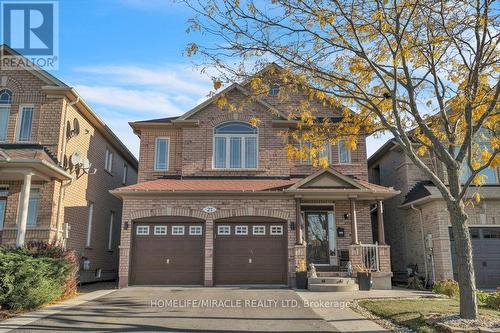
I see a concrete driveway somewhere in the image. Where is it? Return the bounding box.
[6,287,340,332]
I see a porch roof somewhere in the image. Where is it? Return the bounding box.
[0,145,72,181]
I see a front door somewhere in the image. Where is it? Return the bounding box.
[305,212,330,264]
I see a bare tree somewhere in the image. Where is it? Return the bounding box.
[182,0,499,319]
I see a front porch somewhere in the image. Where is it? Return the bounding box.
[286,169,397,290]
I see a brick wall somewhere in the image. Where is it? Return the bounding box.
[136,87,369,181]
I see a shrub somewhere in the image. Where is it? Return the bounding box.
[0,243,78,311]
[433,279,459,298]
[482,292,500,311]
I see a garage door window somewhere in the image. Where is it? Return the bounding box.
[189,226,203,235]
[253,225,266,235]
[235,225,248,235]
[136,225,149,235]
[218,225,230,235]
[154,226,167,235]
[270,225,283,235]
[172,226,185,235]
[482,228,500,239]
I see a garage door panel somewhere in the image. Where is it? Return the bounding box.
[214,222,287,285]
[131,222,204,285]
[451,227,500,289]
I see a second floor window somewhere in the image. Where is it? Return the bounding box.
[105,148,113,173]
[213,122,258,169]
[155,138,170,171]
[338,140,351,164]
[0,89,12,141]
[122,164,128,184]
[17,106,33,142]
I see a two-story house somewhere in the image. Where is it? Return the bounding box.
[368,139,500,289]
[112,64,398,289]
[0,45,138,283]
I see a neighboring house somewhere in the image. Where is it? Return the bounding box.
[368,139,500,289]
[0,45,138,283]
[112,64,398,289]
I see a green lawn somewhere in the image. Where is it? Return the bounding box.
[358,298,499,333]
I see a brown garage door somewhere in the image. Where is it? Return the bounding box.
[214,220,287,285]
[130,222,204,285]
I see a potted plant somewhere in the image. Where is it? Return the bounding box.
[355,264,372,291]
[295,259,308,289]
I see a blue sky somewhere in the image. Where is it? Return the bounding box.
[49,0,388,157]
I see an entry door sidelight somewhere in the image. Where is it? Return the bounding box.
[305,212,330,264]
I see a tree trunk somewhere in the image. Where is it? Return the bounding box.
[447,169,478,319]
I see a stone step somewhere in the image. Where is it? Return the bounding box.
[308,283,359,292]
[308,277,356,285]
[315,271,350,277]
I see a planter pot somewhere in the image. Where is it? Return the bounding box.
[357,272,372,291]
[296,272,308,289]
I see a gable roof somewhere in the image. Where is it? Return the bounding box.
[177,83,289,121]
[1,44,67,87]
[288,168,365,190]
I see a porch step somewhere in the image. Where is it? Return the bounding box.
[308,277,355,285]
[315,271,350,277]
[308,282,359,292]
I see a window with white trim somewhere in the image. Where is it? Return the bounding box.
[300,141,331,165]
[172,225,185,235]
[235,225,248,235]
[269,84,280,96]
[104,148,113,173]
[86,202,94,246]
[253,225,266,235]
[217,225,231,235]
[136,225,149,235]
[107,211,114,250]
[338,140,351,164]
[0,90,11,141]
[17,106,34,142]
[213,122,257,169]
[154,225,167,235]
[25,187,40,226]
[189,225,203,235]
[270,225,284,235]
[155,138,170,171]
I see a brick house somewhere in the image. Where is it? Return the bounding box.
[368,139,500,289]
[0,45,138,283]
[112,64,398,289]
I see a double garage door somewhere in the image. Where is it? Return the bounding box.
[450,227,500,289]
[130,219,287,286]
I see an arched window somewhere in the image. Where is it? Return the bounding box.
[0,89,12,141]
[0,89,12,104]
[214,122,258,169]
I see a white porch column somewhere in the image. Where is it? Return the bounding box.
[16,172,33,248]
[349,198,359,245]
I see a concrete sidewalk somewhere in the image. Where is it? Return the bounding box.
[296,288,433,333]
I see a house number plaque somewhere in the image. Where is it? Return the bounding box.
[202,206,217,214]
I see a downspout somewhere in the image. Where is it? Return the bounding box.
[411,204,429,286]
[55,97,79,244]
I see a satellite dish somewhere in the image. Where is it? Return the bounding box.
[73,119,80,136]
[82,159,91,171]
[70,151,81,166]
[66,121,72,139]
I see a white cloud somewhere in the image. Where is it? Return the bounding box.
[74,85,185,116]
[74,64,212,97]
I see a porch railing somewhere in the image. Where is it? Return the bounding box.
[360,243,380,271]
